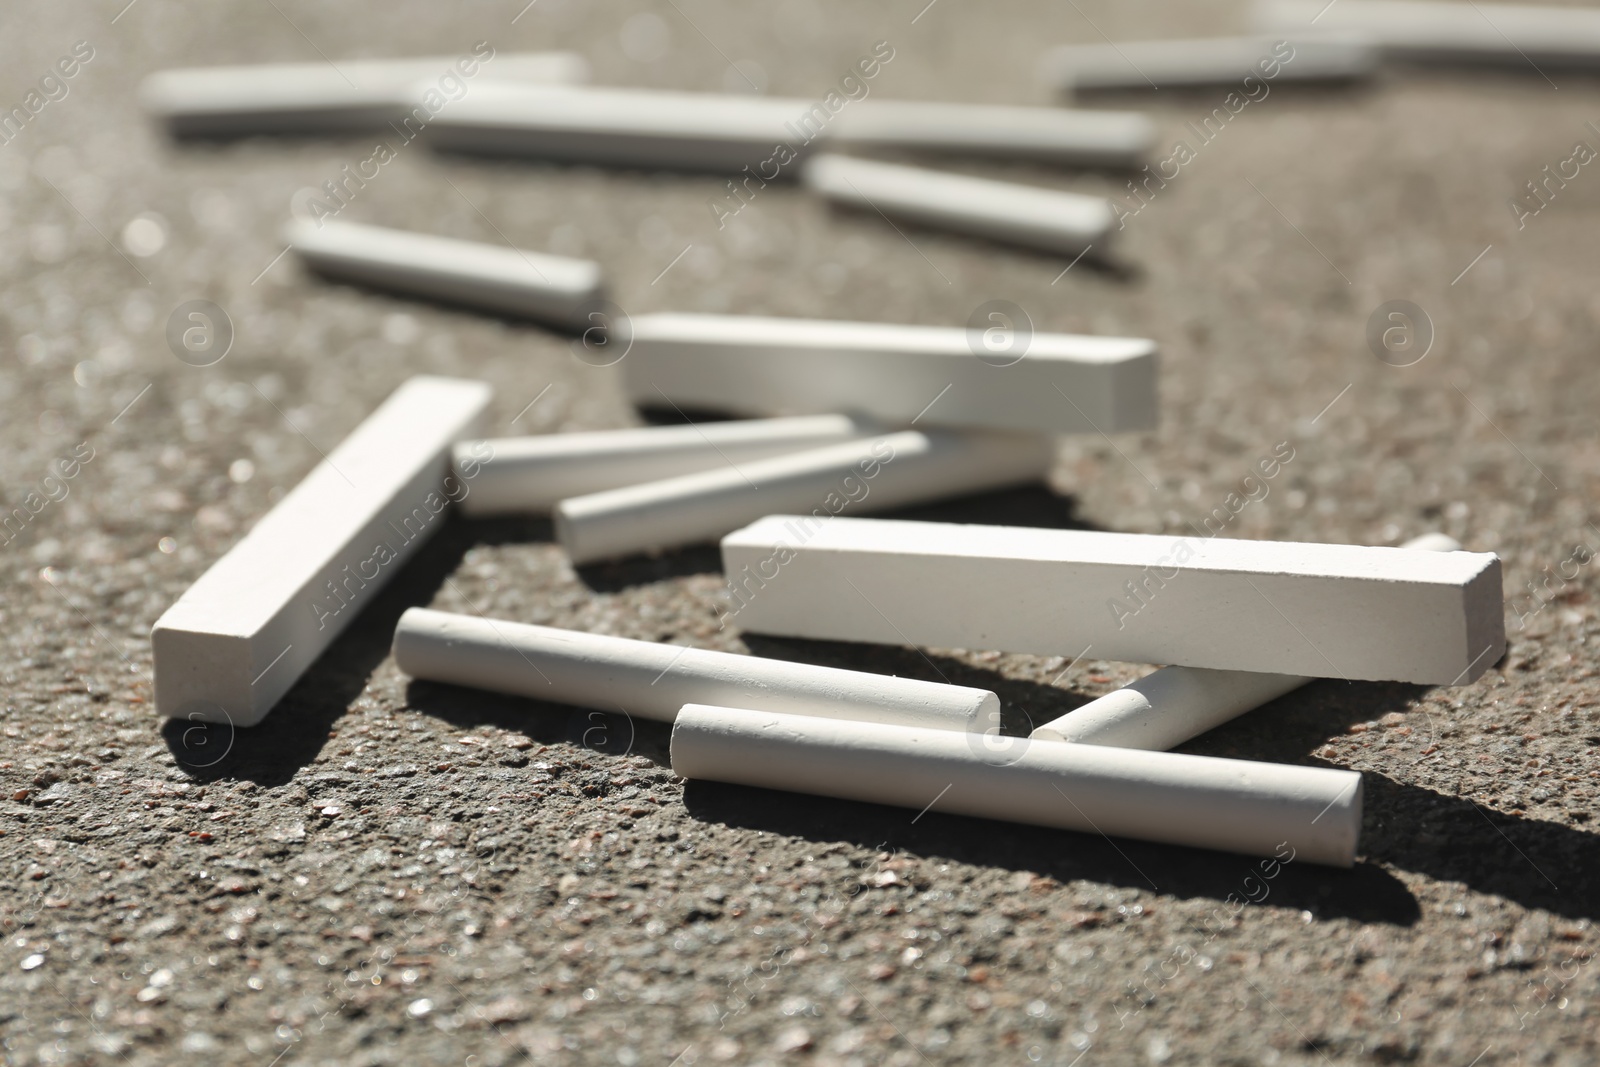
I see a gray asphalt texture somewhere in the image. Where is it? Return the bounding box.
[2,1,1598,1065]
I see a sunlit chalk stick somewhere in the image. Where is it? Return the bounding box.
[285,220,605,331]
[455,415,872,517]
[140,53,588,136]
[802,154,1114,258]
[392,608,1000,733]
[1256,0,1600,67]
[669,705,1363,866]
[152,377,491,728]
[1038,35,1378,93]
[554,430,1052,565]
[621,313,1157,435]
[719,516,1504,686]
[424,83,1152,170]
[1030,534,1463,748]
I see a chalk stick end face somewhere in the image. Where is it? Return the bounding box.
[151,623,271,728]
[1458,554,1507,684]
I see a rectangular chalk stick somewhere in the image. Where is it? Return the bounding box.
[456,415,872,516]
[140,53,589,136]
[286,219,605,331]
[1039,35,1378,93]
[1255,0,1600,67]
[803,154,1114,257]
[424,83,1153,170]
[719,516,1506,685]
[151,376,491,727]
[621,313,1157,435]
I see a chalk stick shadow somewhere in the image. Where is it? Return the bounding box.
[1065,78,1380,109]
[162,513,547,784]
[680,779,1421,924]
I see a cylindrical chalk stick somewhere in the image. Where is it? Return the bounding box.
[1031,533,1464,749]
[671,705,1363,866]
[392,608,1000,732]
[141,53,588,136]
[286,219,605,331]
[803,155,1114,258]
[829,100,1154,167]
[454,415,871,516]
[1038,35,1377,94]
[553,429,1054,565]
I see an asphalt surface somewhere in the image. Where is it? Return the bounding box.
[2,1,1599,1065]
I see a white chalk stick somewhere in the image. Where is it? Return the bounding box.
[1030,534,1463,748]
[802,155,1114,257]
[392,608,1000,733]
[152,376,491,727]
[826,98,1155,167]
[720,516,1504,686]
[554,430,1052,565]
[670,705,1363,866]
[456,415,872,517]
[1256,0,1600,67]
[621,313,1158,435]
[285,219,605,331]
[1040,34,1378,92]
[424,83,1152,169]
[140,53,588,136]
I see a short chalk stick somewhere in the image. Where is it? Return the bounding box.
[1031,534,1463,747]
[286,219,605,331]
[152,376,492,727]
[424,83,1152,170]
[554,429,1053,565]
[621,313,1158,435]
[670,705,1363,866]
[1039,35,1378,93]
[455,415,871,516]
[392,608,1000,733]
[1256,0,1600,67]
[803,154,1114,257]
[720,516,1504,686]
[140,53,588,136]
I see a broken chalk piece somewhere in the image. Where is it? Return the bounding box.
[152,376,492,728]
[392,608,1000,733]
[1255,0,1600,67]
[622,313,1158,435]
[803,154,1114,258]
[140,53,589,136]
[286,219,605,332]
[424,83,1153,170]
[670,704,1363,866]
[1029,533,1463,748]
[1038,35,1379,94]
[553,429,1053,565]
[456,415,873,517]
[719,516,1505,686]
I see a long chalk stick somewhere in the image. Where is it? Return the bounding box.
[1256,0,1600,67]
[424,83,1153,170]
[456,415,871,516]
[803,154,1114,257]
[392,608,1000,732]
[671,705,1363,866]
[554,429,1052,565]
[1031,533,1463,747]
[141,53,588,136]
[720,516,1505,686]
[1039,35,1378,93]
[286,219,605,331]
[622,313,1158,435]
[152,376,491,727]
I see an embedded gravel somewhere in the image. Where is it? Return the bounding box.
[1,2,1597,1065]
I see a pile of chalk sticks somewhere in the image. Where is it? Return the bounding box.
[148,0,1544,870]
